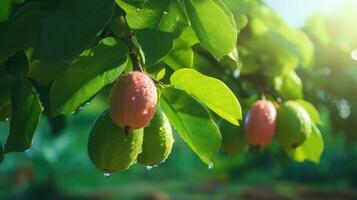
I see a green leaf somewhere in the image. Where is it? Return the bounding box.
[273,70,303,100]
[35,0,115,62]
[164,37,194,70]
[219,47,241,71]
[160,87,221,166]
[220,120,248,155]
[0,143,3,164]
[5,79,42,152]
[116,0,188,65]
[171,68,242,125]
[184,0,237,59]
[0,0,12,22]
[156,68,166,80]
[180,26,199,46]
[284,124,324,164]
[0,66,15,110]
[294,100,321,124]
[0,10,49,64]
[50,37,129,116]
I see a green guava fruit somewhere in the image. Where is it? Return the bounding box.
[137,108,174,166]
[109,71,157,129]
[220,120,248,155]
[277,101,312,148]
[244,100,277,148]
[87,109,143,173]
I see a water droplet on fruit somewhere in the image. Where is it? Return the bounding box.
[103,172,111,178]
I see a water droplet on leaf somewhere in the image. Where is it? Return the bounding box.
[208,164,214,170]
[103,172,111,178]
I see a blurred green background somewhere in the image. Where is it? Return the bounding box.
[1,0,357,199]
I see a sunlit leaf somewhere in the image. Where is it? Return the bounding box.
[273,70,303,100]
[184,0,237,59]
[156,68,166,80]
[284,124,324,164]
[171,68,242,125]
[295,100,321,124]
[164,37,194,70]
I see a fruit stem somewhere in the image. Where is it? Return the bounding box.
[129,51,144,72]
[124,126,130,137]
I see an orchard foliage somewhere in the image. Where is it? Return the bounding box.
[0,0,324,171]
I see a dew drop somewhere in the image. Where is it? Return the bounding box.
[351,49,357,61]
[208,164,214,170]
[146,165,158,171]
[103,172,111,178]
[163,11,169,15]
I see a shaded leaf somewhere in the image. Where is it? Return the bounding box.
[35,0,115,62]
[0,143,3,164]
[0,11,49,63]
[50,37,129,116]
[220,120,248,155]
[0,0,12,22]
[117,0,187,65]
[5,79,42,152]
[171,68,242,125]
[160,87,221,166]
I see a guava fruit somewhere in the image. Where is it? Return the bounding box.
[220,120,248,155]
[109,71,157,129]
[277,101,312,148]
[137,108,174,166]
[244,100,277,148]
[87,109,144,173]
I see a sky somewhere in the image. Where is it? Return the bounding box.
[263,0,348,27]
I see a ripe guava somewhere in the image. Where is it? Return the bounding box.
[137,108,174,166]
[87,110,143,173]
[244,100,277,148]
[277,101,312,148]
[109,71,157,129]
